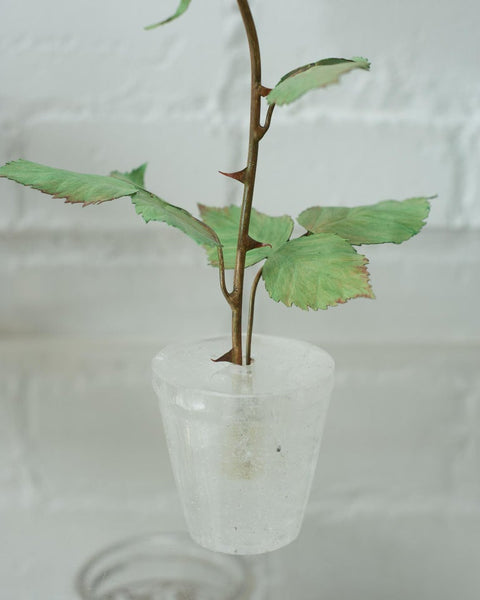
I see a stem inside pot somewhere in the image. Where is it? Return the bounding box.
[221,365,265,480]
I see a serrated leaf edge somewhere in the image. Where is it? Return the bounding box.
[0,159,138,206]
[267,56,370,106]
[298,196,434,245]
[0,159,220,248]
[262,237,375,311]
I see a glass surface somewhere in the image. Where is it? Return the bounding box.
[152,335,335,555]
[76,532,257,600]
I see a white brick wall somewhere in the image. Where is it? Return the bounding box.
[1,1,480,598]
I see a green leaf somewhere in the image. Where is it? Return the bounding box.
[267,57,370,106]
[298,197,432,245]
[0,159,220,248]
[198,204,294,268]
[145,0,191,29]
[111,163,147,187]
[133,190,219,247]
[0,159,138,205]
[262,233,375,310]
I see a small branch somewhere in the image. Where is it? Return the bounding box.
[216,246,235,308]
[245,266,264,365]
[258,103,275,140]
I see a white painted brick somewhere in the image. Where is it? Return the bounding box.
[450,368,480,501]
[2,339,176,508]
[0,1,228,115]
[2,0,480,232]
[254,231,480,345]
[1,0,155,39]
[0,263,230,338]
[0,376,24,507]
[1,338,480,597]
[3,339,479,511]
[310,345,480,504]
[1,230,479,342]
[255,0,480,118]
[0,120,22,228]
[462,122,480,227]
[7,118,233,230]
[0,228,196,268]
[267,512,480,600]
[254,118,453,226]
[0,508,187,600]
[1,1,480,595]
[26,377,174,508]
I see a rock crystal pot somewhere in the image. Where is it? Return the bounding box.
[152,334,334,555]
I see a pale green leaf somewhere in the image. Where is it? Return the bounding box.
[145,0,191,29]
[111,163,147,187]
[0,159,220,248]
[198,204,294,268]
[134,190,219,247]
[262,233,375,310]
[0,159,137,204]
[267,57,370,106]
[298,197,432,245]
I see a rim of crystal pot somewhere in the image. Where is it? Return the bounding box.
[152,333,335,399]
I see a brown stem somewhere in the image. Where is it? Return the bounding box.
[258,103,275,140]
[245,266,263,365]
[216,246,235,308]
[230,0,263,365]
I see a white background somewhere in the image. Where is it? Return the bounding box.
[1,1,480,598]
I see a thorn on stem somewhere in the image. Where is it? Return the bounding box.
[219,168,247,184]
[246,236,270,252]
[212,348,234,363]
[259,85,272,97]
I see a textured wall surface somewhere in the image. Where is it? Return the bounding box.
[1,0,480,598]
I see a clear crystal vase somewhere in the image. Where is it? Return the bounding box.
[152,335,335,555]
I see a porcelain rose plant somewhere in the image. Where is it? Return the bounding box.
[0,0,432,365]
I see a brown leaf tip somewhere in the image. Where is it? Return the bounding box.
[356,263,375,299]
